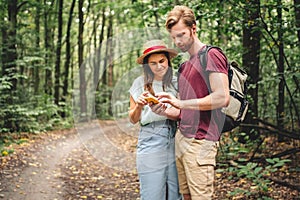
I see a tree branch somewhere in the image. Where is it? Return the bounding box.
[240,118,300,140]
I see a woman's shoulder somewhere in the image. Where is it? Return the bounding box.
[135,75,144,82]
[132,75,144,85]
[130,75,144,91]
[129,75,144,96]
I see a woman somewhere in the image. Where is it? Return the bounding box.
[129,39,181,200]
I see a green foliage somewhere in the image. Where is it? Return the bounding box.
[218,131,260,162]
[218,131,292,198]
[0,135,27,156]
[0,77,13,90]
[95,85,114,120]
[0,87,73,155]
[1,148,14,156]
[0,0,298,146]
[225,158,291,198]
[0,90,72,134]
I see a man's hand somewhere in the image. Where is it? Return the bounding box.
[156,92,182,109]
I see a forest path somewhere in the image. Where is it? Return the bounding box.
[0,129,82,200]
[0,120,139,200]
[0,120,299,199]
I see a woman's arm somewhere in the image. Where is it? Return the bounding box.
[128,93,148,124]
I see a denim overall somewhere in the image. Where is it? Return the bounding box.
[136,119,182,200]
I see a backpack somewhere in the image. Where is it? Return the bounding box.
[198,45,249,132]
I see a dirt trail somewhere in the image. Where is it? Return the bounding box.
[0,120,299,199]
[0,120,139,200]
[0,130,81,200]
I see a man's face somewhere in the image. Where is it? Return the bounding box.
[169,20,195,53]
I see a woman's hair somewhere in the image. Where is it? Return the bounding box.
[142,52,173,96]
[165,5,196,31]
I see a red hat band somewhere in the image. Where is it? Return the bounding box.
[143,45,167,55]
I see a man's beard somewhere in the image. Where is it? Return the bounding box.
[180,32,194,52]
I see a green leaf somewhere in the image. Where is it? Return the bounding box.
[254,166,263,174]
[237,158,248,162]
[266,158,275,164]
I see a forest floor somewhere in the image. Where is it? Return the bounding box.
[0,120,299,200]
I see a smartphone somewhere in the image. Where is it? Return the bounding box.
[144,95,159,104]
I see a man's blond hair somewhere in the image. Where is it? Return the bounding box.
[165,5,196,31]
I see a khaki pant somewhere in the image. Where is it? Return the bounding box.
[175,132,219,200]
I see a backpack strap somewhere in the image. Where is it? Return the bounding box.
[176,62,186,93]
[199,45,231,87]
[198,45,224,70]
[198,45,211,70]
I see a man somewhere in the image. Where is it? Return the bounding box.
[157,5,230,200]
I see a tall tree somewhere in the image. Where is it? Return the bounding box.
[242,0,261,138]
[0,0,18,132]
[44,0,54,95]
[277,0,285,141]
[1,0,18,91]
[78,0,87,118]
[62,0,76,117]
[54,0,63,106]
[107,12,114,116]
[107,13,114,87]
[34,0,41,95]
[94,6,106,89]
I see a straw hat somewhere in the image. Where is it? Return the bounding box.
[136,39,178,64]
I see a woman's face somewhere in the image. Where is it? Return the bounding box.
[147,53,169,81]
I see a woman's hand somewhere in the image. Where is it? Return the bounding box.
[129,92,150,124]
[149,102,167,116]
[135,91,149,108]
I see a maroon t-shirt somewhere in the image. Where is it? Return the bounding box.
[178,46,228,141]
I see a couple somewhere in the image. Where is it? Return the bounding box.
[128,5,229,200]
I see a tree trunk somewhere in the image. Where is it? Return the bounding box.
[241,0,261,141]
[54,0,63,106]
[94,6,106,90]
[62,0,75,117]
[1,0,18,91]
[107,14,114,88]
[106,13,114,116]
[78,0,87,120]
[277,0,285,141]
[34,0,41,95]
[102,12,112,86]
[44,0,54,95]
[1,0,18,131]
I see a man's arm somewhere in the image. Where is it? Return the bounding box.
[150,102,180,120]
[158,72,229,111]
